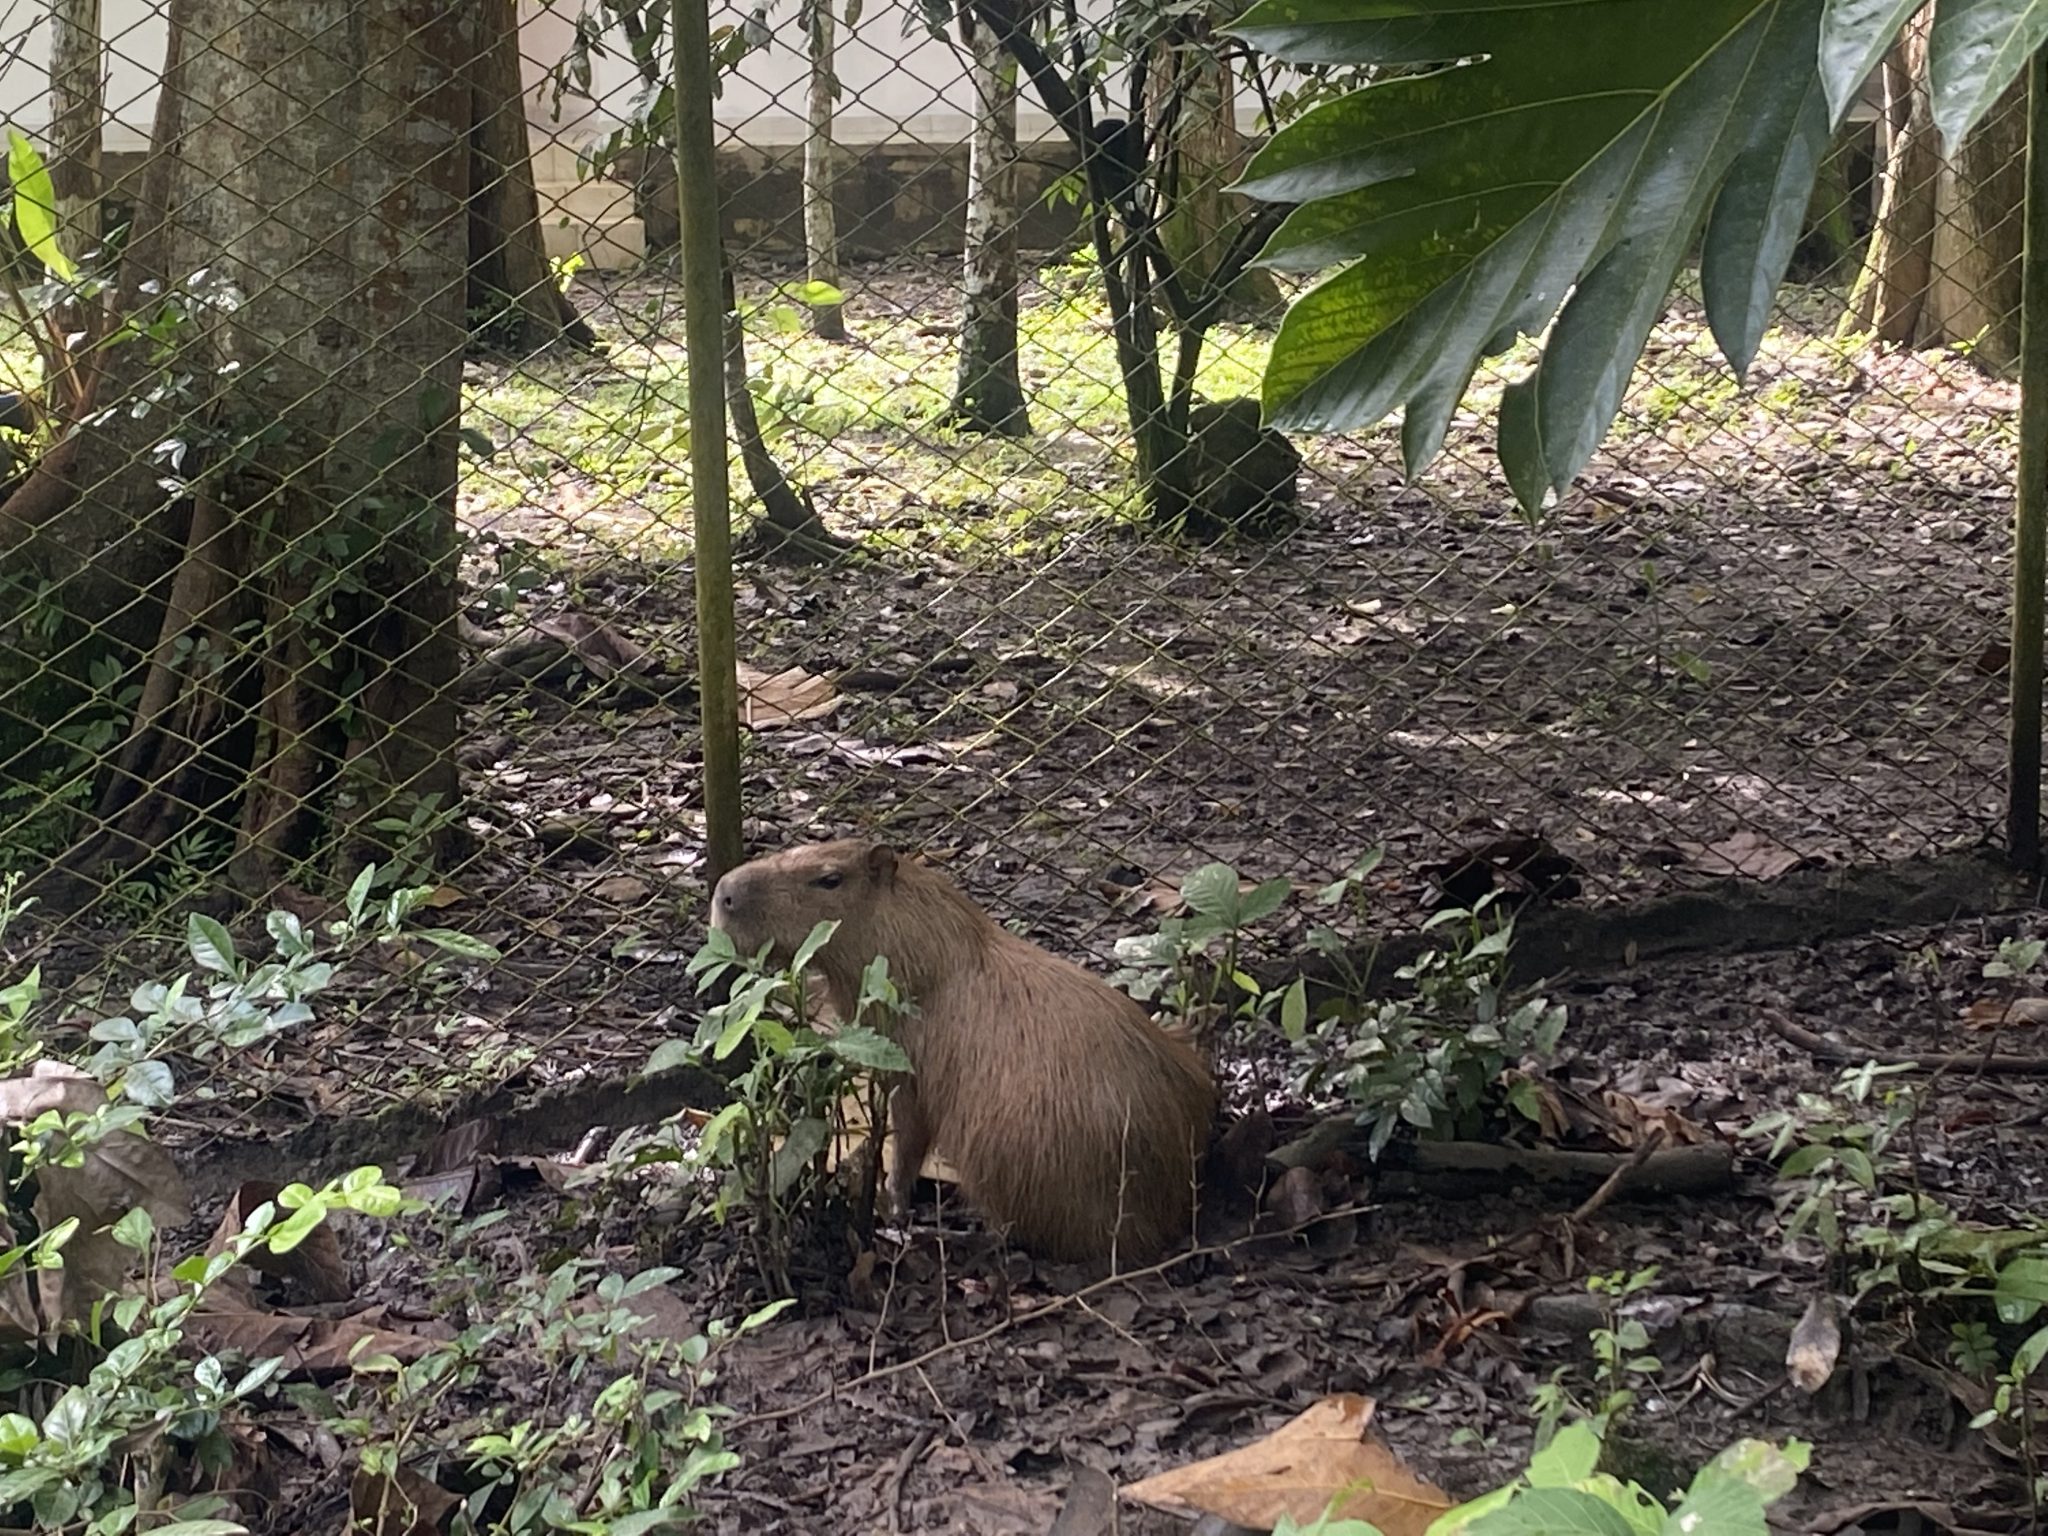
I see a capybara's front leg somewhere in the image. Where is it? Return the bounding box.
[886,1081,930,1223]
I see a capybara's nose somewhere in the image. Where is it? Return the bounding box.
[710,876,741,925]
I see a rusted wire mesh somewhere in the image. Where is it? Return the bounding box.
[0,0,2024,1138]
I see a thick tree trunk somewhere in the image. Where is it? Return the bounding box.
[803,0,847,341]
[1925,71,2027,374]
[48,0,103,260]
[945,9,1031,437]
[469,0,596,354]
[1148,41,1282,323]
[30,0,473,892]
[1841,15,1938,344]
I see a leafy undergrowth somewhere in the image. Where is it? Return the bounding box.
[4,852,2047,1534]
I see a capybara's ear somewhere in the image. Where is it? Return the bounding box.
[867,844,899,884]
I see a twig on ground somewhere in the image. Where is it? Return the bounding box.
[730,1203,1380,1429]
[1763,1008,2048,1076]
[884,1426,935,1533]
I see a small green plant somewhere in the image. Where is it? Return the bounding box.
[1111,860,1299,1046]
[1271,1420,1806,1536]
[332,1243,788,1535]
[1743,1060,1920,1260]
[1288,893,1568,1156]
[654,921,913,1287]
[1532,1267,1665,1450]
[1425,1420,1808,1536]
[0,859,481,1531]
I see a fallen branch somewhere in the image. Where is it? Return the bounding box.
[1401,1139,1733,1200]
[1271,1112,1733,1201]
[1762,1008,2048,1077]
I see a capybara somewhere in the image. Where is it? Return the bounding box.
[709,840,1215,1264]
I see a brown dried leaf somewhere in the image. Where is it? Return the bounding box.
[1672,830,1813,881]
[187,1304,439,1381]
[736,663,838,728]
[412,1118,500,1176]
[0,1207,37,1344]
[1598,1089,1710,1149]
[1123,1395,1452,1535]
[1,1064,192,1328]
[590,873,652,905]
[206,1180,352,1304]
[350,1465,460,1536]
[533,613,649,680]
[1962,995,2048,1030]
[1787,1293,1842,1394]
[1263,1164,1325,1230]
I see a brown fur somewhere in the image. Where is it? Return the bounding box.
[710,840,1215,1265]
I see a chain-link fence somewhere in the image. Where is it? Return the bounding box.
[0,0,2027,1135]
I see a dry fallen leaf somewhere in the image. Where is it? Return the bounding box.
[1122,1394,1452,1535]
[350,1465,460,1536]
[1788,1293,1842,1394]
[1962,995,2048,1030]
[0,1063,192,1329]
[590,873,652,905]
[208,1180,352,1304]
[736,663,838,728]
[188,1304,441,1379]
[1673,830,1813,881]
[532,613,649,680]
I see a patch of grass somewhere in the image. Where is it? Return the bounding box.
[455,264,1279,566]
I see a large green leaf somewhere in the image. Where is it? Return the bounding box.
[1817,0,1919,123]
[1929,0,2048,145]
[1229,0,2037,514]
[4,130,76,283]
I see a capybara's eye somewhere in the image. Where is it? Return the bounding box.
[813,873,843,890]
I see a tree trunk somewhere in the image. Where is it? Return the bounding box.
[1924,71,2027,374]
[1148,38,1282,323]
[47,0,103,260]
[1841,13,1938,344]
[945,7,1031,436]
[722,266,849,563]
[803,0,848,341]
[468,0,596,353]
[14,0,472,894]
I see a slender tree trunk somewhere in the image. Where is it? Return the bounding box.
[1147,39,1281,323]
[804,0,847,341]
[722,266,849,562]
[1925,71,2027,373]
[945,7,1031,436]
[469,0,596,353]
[20,0,473,892]
[1841,12,1938,343]
[48,0,103,261]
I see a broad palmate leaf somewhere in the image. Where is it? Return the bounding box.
[1229,0,2043,514]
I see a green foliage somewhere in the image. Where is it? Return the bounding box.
[0,864,473,1532]
[1532,1268,1666,1451]
[1277,1419,1806,1536]
[3,132,75,283]
[1289,894,1568,1157]
[331,1244,786,1535]
[1112,855,1565,1153]
[1750,1054,2048,1495]
[1111,858,1298,1034]
[1229,0,2041,515]
[1743,1060,1920,1258]
[657,922,912,1285]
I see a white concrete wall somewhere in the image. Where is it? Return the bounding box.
[0,0,1300,267]
[0,0,1191,148]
